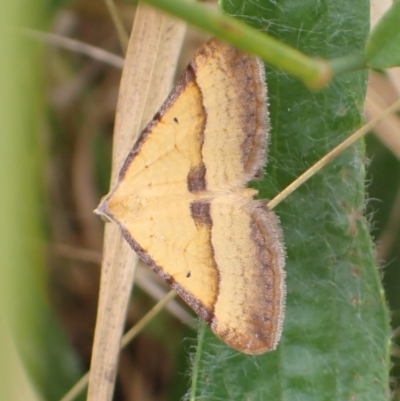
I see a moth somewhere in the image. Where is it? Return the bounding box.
[96,39,286,354]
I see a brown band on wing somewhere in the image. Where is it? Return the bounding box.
[189,200,219,324]
[187,163,206,192]
[248,203,286,351]
[202,42,268,178]
[190,200,212,227]
[186,63,208,193]
[233,55,268,178]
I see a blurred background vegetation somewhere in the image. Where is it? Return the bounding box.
[0,0,399,400]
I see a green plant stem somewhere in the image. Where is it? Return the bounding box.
[329,54,367,76]
[189,321,206,401]
[136,0,331,87]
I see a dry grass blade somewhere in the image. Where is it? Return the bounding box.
[86,4,186,401]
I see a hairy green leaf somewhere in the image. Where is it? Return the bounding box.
[188,0,390,400]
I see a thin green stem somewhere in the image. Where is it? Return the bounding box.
[136,0,331,87]
[329,54,367,76]
[190,321,207,401]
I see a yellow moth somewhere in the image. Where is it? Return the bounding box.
[96,38,286,354]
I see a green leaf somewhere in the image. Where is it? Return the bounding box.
[365,0,400,68]
[188,1,390,400]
